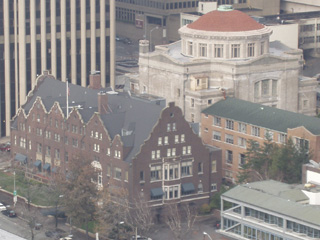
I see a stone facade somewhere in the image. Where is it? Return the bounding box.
[129,8,317,123]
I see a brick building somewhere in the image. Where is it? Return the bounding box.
[11,73,222,207]
[201,97,320,183]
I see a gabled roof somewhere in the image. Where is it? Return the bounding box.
[222,180,320,227]
[202,97,320,135]
[14,76,165,162]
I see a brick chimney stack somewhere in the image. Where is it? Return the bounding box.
[89,71,102,89]
[98,91,109,115]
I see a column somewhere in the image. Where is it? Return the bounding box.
[30,0,37,88]
[110,0,116,89]
[51,0,57,78]
[18,0,27,105]
[81,0,86,86]
[41,0,47,71]
[90,0,96,72]
[100,0,106,87]
[70,0,77,84]
[4,0,11,135]
[61,0,67,82]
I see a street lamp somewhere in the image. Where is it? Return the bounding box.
[203,232,213,240]
[149,26,159,52]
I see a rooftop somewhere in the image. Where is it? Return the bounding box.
[202,97,320,135]
[187,9,264,32]
[223,180,320,227]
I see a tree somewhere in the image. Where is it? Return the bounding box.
[96,187,154,239]
[165,203,197,240]
[21,205,45,240]
[238,136,311,184]
[58,154,98,240]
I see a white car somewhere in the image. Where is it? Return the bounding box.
[0,203,6,211]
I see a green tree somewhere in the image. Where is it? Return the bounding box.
[238,135,311,184]
[58,154,98,240]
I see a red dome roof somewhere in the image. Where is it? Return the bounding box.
[187,10,264,32]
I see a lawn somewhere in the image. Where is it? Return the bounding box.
[0,170,53,206]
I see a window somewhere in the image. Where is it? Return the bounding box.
[231,44,240,58]
[198,162,203,174]
[54,133,60,142]
[191,98,195,107]
[151,151,156,160]
[172,123,176,131]
[93,144,100,152]
[187,146,191,154]
[55,149,60,160]
[151,165,162,181]
[238,137,247,148]
[213,117,221,126]
[114,167,122,180]
[172,148,176,156]
[28,140,32,150]
[20,138,26,149]
[175,135,179,143]
[238,123,246,133]
[107,148,111,156]
[167,123,171,132]
[226,119,234,130]
[158,137,162,145]
[114,150,121,158]
[106,165,111,176]
[156,150,161,159]
[181,134,185,142]
[46,146,51,156]
[214,44,223,58]
[208,99,212,105]
[167,148,171,157]
[187,41,193,55]
[226,134,234,144]
[198,183,203,193]
[211,183,217,192]
[37,143,42,153]
[239,153,245,166]
[164,185,180,199]
[251,126,260,137]
[278,133,287,144]
[182,146,186,155]
[212,160,217,172]
[199,43,207,57]
[262,80,269,96]
[164,136,168,145]
[167,164,179,180]
[247,43,255,57]
[260,41,265,55]
[72,138,78,147]
[295,138,309,150]
[226,150,233,164]
[181,161,193,177]
[140,171,144,182]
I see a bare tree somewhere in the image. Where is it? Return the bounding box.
[21,205,45,240]
[165,203,197,240]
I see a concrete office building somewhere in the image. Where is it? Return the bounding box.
[0,0,116,137]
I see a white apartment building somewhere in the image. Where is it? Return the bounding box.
[0,0,116,137]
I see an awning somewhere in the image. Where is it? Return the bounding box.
[14,153,27,163]
[33,160,42,167]
[181,183,195,193]
[43,163,51,170]
[150,188,164,197]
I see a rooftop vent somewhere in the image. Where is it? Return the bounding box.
[217,5,233,11]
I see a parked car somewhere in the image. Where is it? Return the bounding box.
[2,209,17,217]
[131,235,152,240]
[0,203,7,211]
[0,143,10,152]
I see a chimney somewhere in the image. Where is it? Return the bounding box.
[89,71,102,89]
[98,91,109,115]
[139,40,150,54]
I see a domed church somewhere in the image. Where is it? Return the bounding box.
[129,5,317,123]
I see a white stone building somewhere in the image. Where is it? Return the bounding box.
[129,5,317,123]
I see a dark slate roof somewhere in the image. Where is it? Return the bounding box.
[202,97,320,135]
[16,75,165,162]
